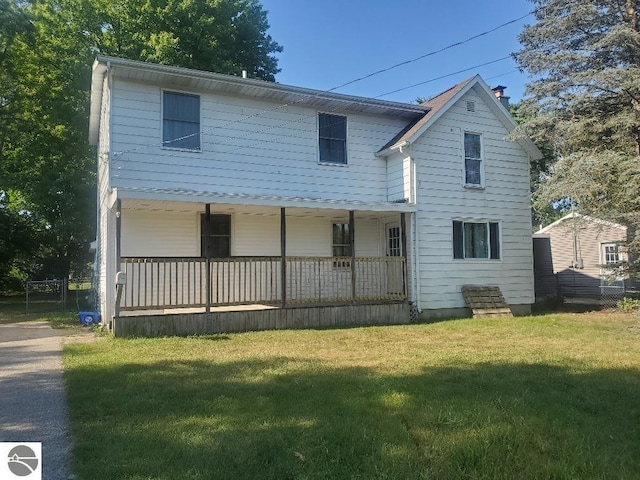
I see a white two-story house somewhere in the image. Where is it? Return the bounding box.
[89,56,541,336]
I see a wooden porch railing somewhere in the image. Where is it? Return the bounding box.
[120,256,406,311]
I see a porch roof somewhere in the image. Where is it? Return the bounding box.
[113,186,416,213]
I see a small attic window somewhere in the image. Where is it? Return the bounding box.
[466,100,476,112]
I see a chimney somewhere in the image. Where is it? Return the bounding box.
[491,85,510,110]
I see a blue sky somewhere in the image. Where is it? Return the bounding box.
[260,0,534,104]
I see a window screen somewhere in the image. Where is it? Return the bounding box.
[319,113,347,164]
[464,133,482,185]
[163,91,200,150]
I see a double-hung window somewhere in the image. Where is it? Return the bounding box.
[602,244,620,265]
[319,113,347,164]
[163,91,201,150]
[332,223,352,257]
[201,214,231,258]
[332,222,352,268]
[453,220,500,260]
[464,132,482,186]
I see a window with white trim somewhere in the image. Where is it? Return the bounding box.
[163,91,200,150]
[453,220,500,259]
[602,244,620,265]
[319,113,347,164]
[464,132,482,186]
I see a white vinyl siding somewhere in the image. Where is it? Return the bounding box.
[109,79,407,203]
[411,86,534,309]
[386,152,412,202]
[120,208,383,260]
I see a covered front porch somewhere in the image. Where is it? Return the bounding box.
[106,194,414,335]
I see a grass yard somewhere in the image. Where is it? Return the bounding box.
[0,297,80,327]
[64,312,640,480]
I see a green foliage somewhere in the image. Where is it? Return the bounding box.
[514,0,640,269]
[617,297,640,312]
[0,0,282,288]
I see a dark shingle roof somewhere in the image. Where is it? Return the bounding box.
[377,76,477,153]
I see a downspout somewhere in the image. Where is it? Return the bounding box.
[411,149,422,313]
[400,143,422,313]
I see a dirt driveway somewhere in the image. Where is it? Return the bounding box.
[0,322,95,480]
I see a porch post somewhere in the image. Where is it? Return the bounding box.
[205,204,211,313]
[281,207,287,307]
[114,198,122,318]
[349,210,356,302]
[400,212,408,299]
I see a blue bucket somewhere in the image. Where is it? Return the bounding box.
[78,311,101,325]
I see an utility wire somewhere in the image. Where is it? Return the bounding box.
[327,12,530,94]
[376,56,512,98]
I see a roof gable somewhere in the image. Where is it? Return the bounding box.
[535,212,627,235]
[376,75,542,160]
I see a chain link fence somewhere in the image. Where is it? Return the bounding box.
[25,278,94,313]
[535,273,639,308]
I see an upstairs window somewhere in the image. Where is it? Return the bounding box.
[163,91,200,150]
[201,214,231,258]
[319,113,347,164]
[453,220,500,260]
[464,132,482,186]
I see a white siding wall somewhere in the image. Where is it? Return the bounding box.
[109,79,408,202]
[120,208,383,258]
[97,76,112,319]
[413,86,534,310]
[387,152,411,202]
[121,209,199,257]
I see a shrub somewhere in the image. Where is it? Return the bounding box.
[616,297,640,312]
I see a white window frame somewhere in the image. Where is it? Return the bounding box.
[161,89,202,152]
[452,219,501,260]
[600,243,622,265]
[318,112,348,166]
[462,131,484,188]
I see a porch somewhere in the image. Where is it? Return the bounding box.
[113,255,408,336]
[106,198,414,335]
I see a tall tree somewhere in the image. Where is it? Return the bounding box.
[514,0,640,273]
[0,0,282,287]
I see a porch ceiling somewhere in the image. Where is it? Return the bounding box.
[120,198,405,219]
[114,186,416,214]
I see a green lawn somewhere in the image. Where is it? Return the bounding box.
[64,312,640,480]
[0,297,80,327]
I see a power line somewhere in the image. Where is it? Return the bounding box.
[326,12,530,94]
[375,56,512,98]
